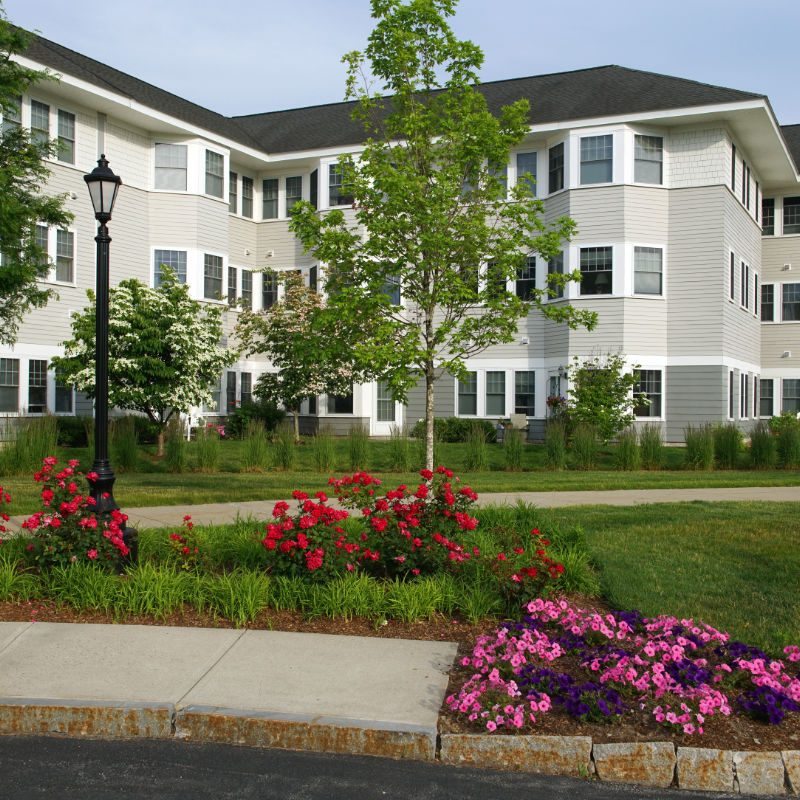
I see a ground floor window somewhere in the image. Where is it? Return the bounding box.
[226,371,236,413]
[377,380,395,422]
[485,371,505,416]
[634,369,662,417]
[329,389,353,415]
[55,368,73,414]
[240,372,252,406]
[0,358,19,412]
[783,379,800,414]
[457,372,477,415]
[28,359,47,414]
[514,371,535,416]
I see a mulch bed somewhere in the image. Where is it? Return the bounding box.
[1,599,798,753]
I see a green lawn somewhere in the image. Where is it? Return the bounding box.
[536,501,800,655]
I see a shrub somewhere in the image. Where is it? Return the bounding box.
[714,423,743,469]
[503,427,524,471]
[311,427,336,473]
[778,426,800,468]
[769,411,800,439]
[464,422,489,471]
[684,424,714,470]
[749,421,777,469]
[193,424,220,472]
[56,416,89,448]
[410,417,496,443]
[544,420,567,470]
[387,424,413,472]
[225,398,285,440]
[273,424,296,471]
[639,424,663,470]
[348,425,370,471]
[570,424,597,470]
[241,418,270,472]
[164,417,187,473]
[614,428,639,470]
[110,416,138,472]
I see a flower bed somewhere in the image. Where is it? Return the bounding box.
[447,598,800,743]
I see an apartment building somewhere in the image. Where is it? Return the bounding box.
[3,31,799,441]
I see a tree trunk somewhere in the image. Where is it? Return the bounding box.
[425,364,435,471]
[157,429,165,458]
[293,409,300,443]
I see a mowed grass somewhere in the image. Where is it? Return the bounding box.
[539,501,800,655]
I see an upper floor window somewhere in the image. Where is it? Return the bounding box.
[515,256,536,300]
[57,110,75,164]
[579,246,612,295]
[761,283,774,321]
[548,143,564,193]
[241,177,254,218]
[154,143,187,191]
[153,249,187,287]
[262,178,278,219]
[310,168,319,209]
[382,274,401,305]
[227,266,238,305]
[783,283,800,321]
[731,143,736,192]
[0,358,19,413]
[516,152,537,195]
[241,270,253,309]
[286,176,302,214]
[1,95,21,134]
[634,135,663,184]
[729,252,736,302]
[784,197,800,235]
[55,229,74,283]
[30,100,49,147]
[204,254,223,299]
[262,272,278,309]
[762,198,775,235]
[740,261,749,310]
[229,172,237,213]
[329,164,354,207]
[547,252,564,299]
[205,150,224,198]
[35,224,48,267]
[488,160,507,196]
[633,246,662,295]
[580,135,613,184]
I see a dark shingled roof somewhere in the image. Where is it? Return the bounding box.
[781,125,800,171]
[23,30,764,156]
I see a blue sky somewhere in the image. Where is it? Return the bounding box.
[7,0,800,124]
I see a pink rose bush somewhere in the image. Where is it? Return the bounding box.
[447,598,800,735]
[21,457,130,569]
[260,467,565,595]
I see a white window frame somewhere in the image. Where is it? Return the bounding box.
[151,247,188,288]
[577,244,614,297]
[631,244,665,297]
[37,226,77,286]
[633,368,664,420]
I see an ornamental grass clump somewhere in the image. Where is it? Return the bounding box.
[749,421,777,469]
[110,416,138,472]
[570,424,597,470]
[639,424,663,469]
[544,420,567,470]
[273,424,296,471]
[613,428,639,471]
[348,425,370,471]
[164,417,187,473]
[311,427,336,473]
[683,424,714,470]
[503,427,524,471]
[241,418,270,472]
[465,422,489,471]
[447,598,800,735]
[387,424,413,472]
[713,422,743,469]
[194,424,220,472]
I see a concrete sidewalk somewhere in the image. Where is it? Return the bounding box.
[7,485,800,531]
[0,621,456,759]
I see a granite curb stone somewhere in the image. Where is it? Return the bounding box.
[784,751,800,796]
[677,747,735,793]
[592,741,677,788]
[734,751,788,796]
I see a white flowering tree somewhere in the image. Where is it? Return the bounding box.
[53,271,238,455]
[235,271,365,441]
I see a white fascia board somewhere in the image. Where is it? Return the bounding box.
[266,143,365,163]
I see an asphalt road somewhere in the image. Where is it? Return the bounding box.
[0,737,757,800]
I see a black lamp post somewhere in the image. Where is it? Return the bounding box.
[83,155,124,521]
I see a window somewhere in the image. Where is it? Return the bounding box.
[746,165,751,209]
[153,249,187,287]
[634,135,663,184]
[729,252,736,302]
[634,370,662,417]
[548,252,564,299]
[262,272,278,309]
[57,110,75,163]
[262,178,278,219]
[516,152,537,195]
[488,160,507,196]
[741,161,748,205]
[329,163,354,207]
[309,265,318,293]
[580,135,613,184]
[241,270,253,309]
[382,274,401,305]
[377,380,395,422]
[285,176,302,214]
[760,283,774,321]
[204,254,223,299]
[579,246,612,295]
[633,246,662,295]
[227,266,238,305]
[457,372,477,415]
[204,377,221,413]
[2,95,21,134]
[514,371,535,416]
[486,371,505,416]
[728,371,734,419]
[783,283,800,321]
[740,262,749,310]
[783,379,800,414]
[205,150,224,198]
[55,230,74,283]
[754,274,759,316]
[329,389,353,414]
[515,257,536,300]
[308,395,317,415]
[762,198,774,235]
[756,182,760,222]
[784,197,800,235]
[30,100,49,147]
[741,373,749,418]
[548,143,564,193]
[310,169,318,209]
[35,224,48,268]
[154,143,187,191]
[241,177,253,218]
[485,260,507,300]
[55,368,73,414]
[229,172,237,213]
[760,379,773,418]
[240,373,252,406]
[0,358,19,412]
[226,371,237,413]
[28,360,47,414]
[731,143,736,192]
